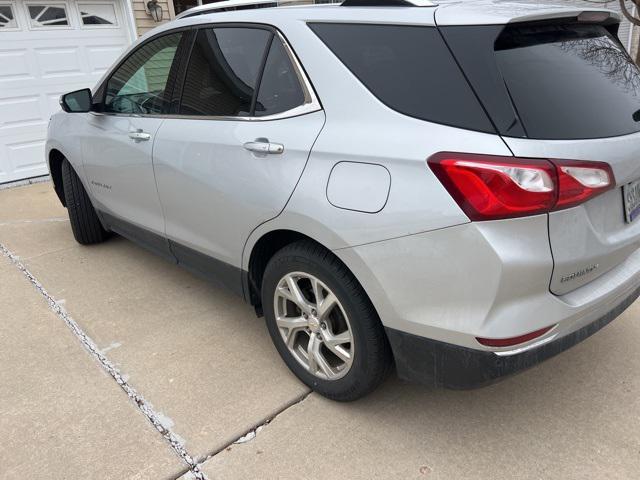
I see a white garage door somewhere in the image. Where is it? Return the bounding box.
[0,0,132,184]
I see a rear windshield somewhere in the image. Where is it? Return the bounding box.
[442,23,640,140]
[308,23,495,133]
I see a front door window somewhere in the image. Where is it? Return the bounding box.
[104,32,183,114]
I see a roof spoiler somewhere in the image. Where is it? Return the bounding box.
[435,2,620,28]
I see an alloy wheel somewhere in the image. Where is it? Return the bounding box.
[273,272,354,380]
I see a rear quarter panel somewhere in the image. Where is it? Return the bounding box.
[243,13,512,267]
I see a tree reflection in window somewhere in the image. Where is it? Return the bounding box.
[28,5,69,27]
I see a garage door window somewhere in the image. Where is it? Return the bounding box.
[0,4,18,29]
[78,3,117,26]
[27,4,69,27]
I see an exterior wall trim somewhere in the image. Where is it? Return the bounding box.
[123,0,139,41]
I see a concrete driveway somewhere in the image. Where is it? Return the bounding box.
[1,181,639,480]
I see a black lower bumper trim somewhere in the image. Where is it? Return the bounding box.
[386,286,640,389]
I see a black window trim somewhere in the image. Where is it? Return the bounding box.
[92,22,322,122]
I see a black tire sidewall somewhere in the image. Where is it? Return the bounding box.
[61,159,107,244]
[262,244,386,400]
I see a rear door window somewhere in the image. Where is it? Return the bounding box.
[309,23,495,133]
[179,27,271,117]
[254,36,306,117]
[442,23,640,140]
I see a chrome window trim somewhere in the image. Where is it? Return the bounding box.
[90,104,320,121]
[273,29,317,110]
[94,25,322,122]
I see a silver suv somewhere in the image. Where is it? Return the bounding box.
[47,0,640,400]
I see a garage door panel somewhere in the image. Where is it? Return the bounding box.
[0,138,48,183]
[0,95,44,129]
[7,139,47,172]
[35,46,84,77]
[46,91,64,116]
[0,0,131,184]
[0,49,32,81]
[86,44,127,73]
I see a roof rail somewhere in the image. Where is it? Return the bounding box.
[176,0,276,19]
[174,0,434,20]
[175,0,340,20]
[341,0,435,6]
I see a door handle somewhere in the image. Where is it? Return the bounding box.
[128,130,151,141]
[243,139,284,155]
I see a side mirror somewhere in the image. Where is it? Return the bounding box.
[60,88,92,113]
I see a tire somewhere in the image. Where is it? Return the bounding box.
[61,158,108,245]
[262,240,392,401]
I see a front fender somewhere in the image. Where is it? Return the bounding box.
[46,112,90,184]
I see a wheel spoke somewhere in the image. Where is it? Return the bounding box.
[317,292,337,320]
[276,315,307,330]
[325,344,350,363]
[277,284,297,304]
[276,315,307,348]
[307,334,333,377]
[324,330,351,346]
[323,330,352,362]
[284,275,312,313]
[310,277,322,306]
[306,334,320,373]
[315,351,333,377]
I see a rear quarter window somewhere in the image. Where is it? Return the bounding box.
[308,23,495,133]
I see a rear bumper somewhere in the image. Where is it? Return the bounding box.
[386,285,640,389]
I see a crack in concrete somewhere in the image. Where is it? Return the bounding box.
[195,390,313,467]
[0,217,68,226]
[0,242,208,480]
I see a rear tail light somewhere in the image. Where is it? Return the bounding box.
[556,161,614,209]
[476,325,555,348]
[428,153,614,221]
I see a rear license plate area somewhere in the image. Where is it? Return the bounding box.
[623,179,640,223]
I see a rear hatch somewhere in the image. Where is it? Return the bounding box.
[438,7,640,295]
